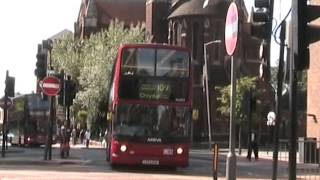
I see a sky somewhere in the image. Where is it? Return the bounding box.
[0,0,291,97]
[0,0,80,97]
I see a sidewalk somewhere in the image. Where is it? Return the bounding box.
[0,140,104,166]
[191,148,320,179]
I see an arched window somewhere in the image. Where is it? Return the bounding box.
[168,20,173,44]
[192,22,199,60]
[173,22,178,45]
[181,19,187,47]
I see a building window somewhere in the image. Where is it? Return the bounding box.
[168,21,173,44]
[192,22,199,60]
[177,22,182,46]
[211,22,221,65]
[204,18,210,29]
[181,19,187,47]
[173,22,178,45]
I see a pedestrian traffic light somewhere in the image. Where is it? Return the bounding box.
[258,42,269,81]
[292,0,320,71]
[34,44,47,80]
[250,0,272,39]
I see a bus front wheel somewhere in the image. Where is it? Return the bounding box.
[106,142,111,162]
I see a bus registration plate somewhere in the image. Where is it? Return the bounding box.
[142,160,159,165]
[163,148,173,155]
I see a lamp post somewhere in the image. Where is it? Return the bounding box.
[203,40,221,150]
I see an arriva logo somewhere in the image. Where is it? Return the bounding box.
[147,137,162,143]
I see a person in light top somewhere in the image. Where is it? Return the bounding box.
[85,129,91,148]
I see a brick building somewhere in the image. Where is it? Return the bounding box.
[307,0,320,141]
[74,0,146,38]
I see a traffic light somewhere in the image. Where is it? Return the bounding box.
[65,76,77,107]
[250,0,272,39]
[249,0,273,81]
[292,0,320,71]
[58,70,65,106]
[34,44,47,80]
[5,76,15,97]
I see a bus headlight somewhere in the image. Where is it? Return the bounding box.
[27,137,31,142]
[177,147,183,155]
[120,144,127,152]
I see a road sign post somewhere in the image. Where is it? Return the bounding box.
[225,2,238,180]
[40,76,60,160]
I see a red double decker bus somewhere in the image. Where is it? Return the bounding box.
[106,43,192,167]
[7,94,55,146]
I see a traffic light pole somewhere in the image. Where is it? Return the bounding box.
[272,21,286,180]
[48,96,55,160]
[43,40,54,161]
[1,71,9,158]
[289,44,298,180]
[266,0,274,79]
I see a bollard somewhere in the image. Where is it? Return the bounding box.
[212,143,219,180]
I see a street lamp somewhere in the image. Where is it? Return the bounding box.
[203,40,221,150]
[267,111,276,152]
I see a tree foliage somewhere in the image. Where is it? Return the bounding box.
[52,20,149,126]
[215,76,257,124]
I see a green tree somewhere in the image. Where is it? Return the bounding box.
[215,76,257,124]
[52,20,149,131]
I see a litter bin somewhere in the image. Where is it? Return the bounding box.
[298,137,317,163]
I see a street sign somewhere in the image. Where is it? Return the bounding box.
[41,76,61,96]
[0,97,12,109]
[267,111,276,126]
[225,2,238,56]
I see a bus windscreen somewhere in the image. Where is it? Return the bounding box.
[119,47,190,102]
[114,104,190,143]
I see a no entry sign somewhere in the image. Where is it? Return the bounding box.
[225,2,238,56]
[41,76,61,96]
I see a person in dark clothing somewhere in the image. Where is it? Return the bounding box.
[80,129,84,144]
[247,132,259,161]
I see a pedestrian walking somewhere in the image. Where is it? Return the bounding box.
[59,124,70,158]
[71,128,77,145]
[85,129,91,148]
[80,129,84,144]
[247,132,259,161]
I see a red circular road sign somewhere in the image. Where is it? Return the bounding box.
[225,2,238,56]
[41,76,60,96]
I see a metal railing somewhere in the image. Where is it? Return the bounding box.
[277,138,320,179]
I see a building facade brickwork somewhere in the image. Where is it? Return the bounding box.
[307,0,320,141]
